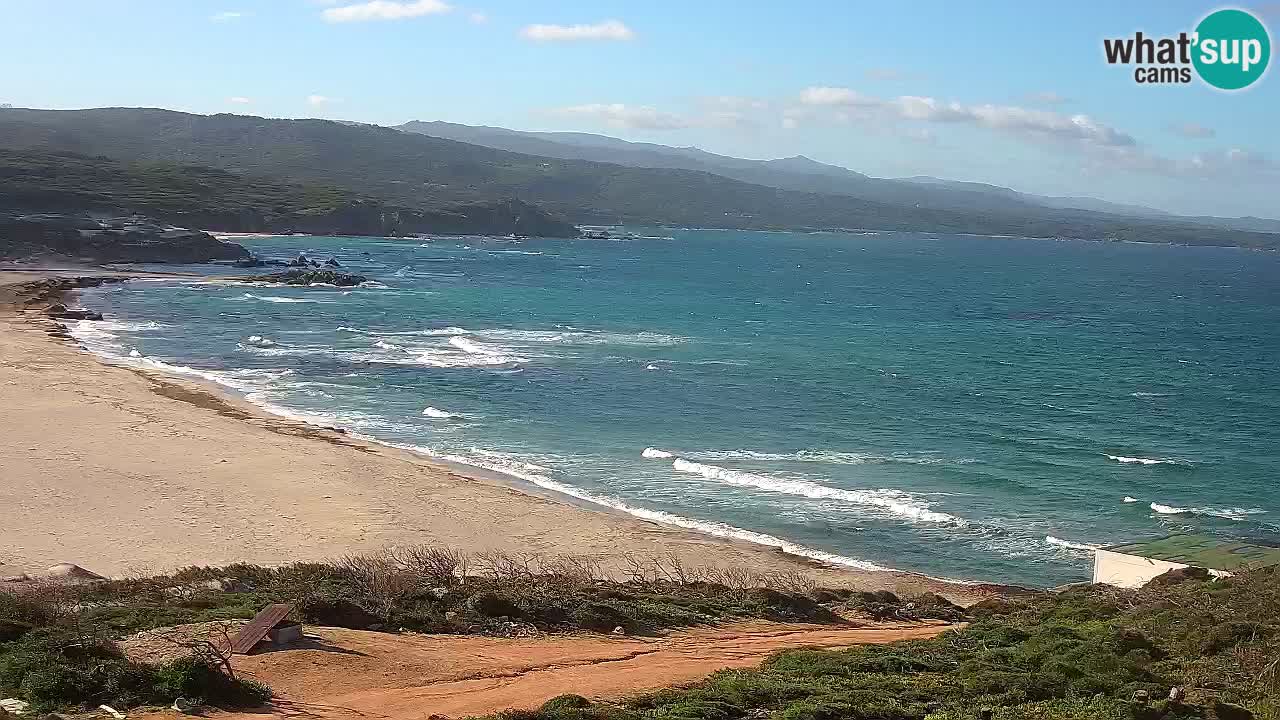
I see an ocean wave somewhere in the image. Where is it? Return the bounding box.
[240,293,326,304]
[373,340,401,350]
[679,448,975,467]
[669,458,967,526]
[335,324,685,347]
[338,325,469,337]
[1123,496,1140,503]
[1107,454,1180,466]
[1130,392,1172,398]
[1045,536,1098,552]
[399,336,530,368]
[642,448,674,459]
[96,320,169,332]
[1150,503,1266,520]
[422,406,454,419]
[245,335,276,347]
[382,442,892,573]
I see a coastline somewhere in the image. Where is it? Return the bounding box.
[0,269,1006,602]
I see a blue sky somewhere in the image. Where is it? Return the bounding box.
[2,0,1277,217]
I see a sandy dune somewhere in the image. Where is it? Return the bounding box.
[133,621,952,719]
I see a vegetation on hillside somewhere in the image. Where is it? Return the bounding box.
[485,567,1280,720]
[1,108,1277,248]
[0,148,579,238]
[0,548,956,713]
[6,548,1275,718]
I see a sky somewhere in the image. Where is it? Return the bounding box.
[2,0,1278,218]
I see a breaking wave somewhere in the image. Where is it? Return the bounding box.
[642,448,674,459]
[379,442,893,573]
[1150,503,1266,520]
[1045,536,1098,552]
[422,406,455,419]
[669,458,966,526]
[240,293,326,304]
[680,449,976,466]
[1107,454,1179,466]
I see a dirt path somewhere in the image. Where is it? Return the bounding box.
[136,621,950,720]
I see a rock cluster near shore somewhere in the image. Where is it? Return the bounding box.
[245,269,369,287]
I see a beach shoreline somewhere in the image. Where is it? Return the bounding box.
[0,268,1007,602]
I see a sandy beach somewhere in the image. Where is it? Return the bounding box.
[0,269,986,599]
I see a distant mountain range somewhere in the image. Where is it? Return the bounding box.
[0,107,1275,247]
[399,120,1280,235]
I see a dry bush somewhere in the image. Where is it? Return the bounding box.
[392,546,466,587]
[334,549,420,616]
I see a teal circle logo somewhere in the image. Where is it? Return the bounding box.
[1193,8,1271,90]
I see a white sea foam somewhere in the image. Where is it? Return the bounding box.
[1107,454,1178,466]
[682,449,973,466]
[422,406,454,419]
[1045,536,1098,551]
[245,335,276,347]
[1150,503,1267,520]
[670,458,967,526]
[1123,496,1140,503]
[240,293,324,304]
[381,442,893,572]
[1130,392,1172,398]
[334,325,684,347]
[641,448,674,459]
[96,320,168,332]
[373,340,401,350]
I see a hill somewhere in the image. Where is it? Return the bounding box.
[403,119,1280,238]
[2,107,1277,248]
[0,148,579,238]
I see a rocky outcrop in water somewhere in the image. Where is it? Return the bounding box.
[245,269,369,287]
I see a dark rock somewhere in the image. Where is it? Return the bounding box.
[323,257,342,267]
[245,269,369,287]
[44,304,103,321]
[287,253,312,267]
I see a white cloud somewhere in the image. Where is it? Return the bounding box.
[520,20,634,42]
[1190,147,1273,173]
[322,0,451,23]
[798,86,879,107]
[228,97,252,104]
[307,95,339,106]
[211,11,249,21]
[793,86,1136,148]
[469,11,488,23]
[553,103,691,130]
[1169,122,1216,139]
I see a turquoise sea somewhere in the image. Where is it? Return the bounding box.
[70,230,1280,587]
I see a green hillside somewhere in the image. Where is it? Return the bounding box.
[1,107,1277,248]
